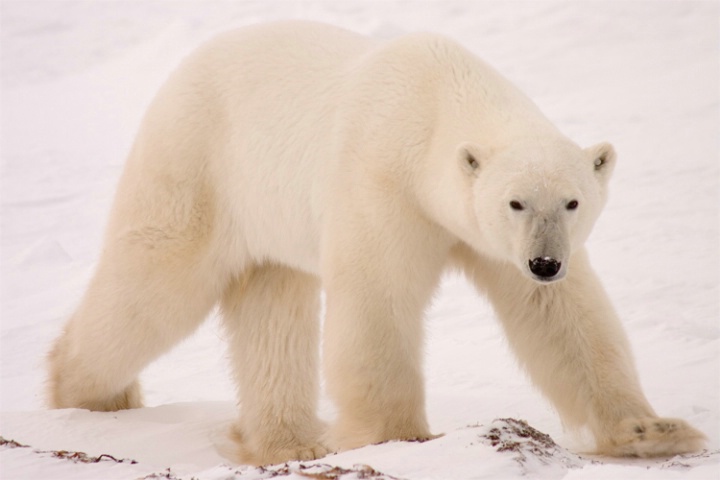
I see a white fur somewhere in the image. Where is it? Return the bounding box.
[48,21,705,465]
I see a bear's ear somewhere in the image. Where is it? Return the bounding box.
[458,142,487,176]
[586,142,616,184]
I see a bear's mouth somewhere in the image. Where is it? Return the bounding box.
[530,273,565,284]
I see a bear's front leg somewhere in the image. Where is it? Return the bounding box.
[322,213,451,451]
[454,245,706,457]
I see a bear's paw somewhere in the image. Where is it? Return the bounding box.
[236,440,330,466]
[227,424,330,466]
[601,417,706,458]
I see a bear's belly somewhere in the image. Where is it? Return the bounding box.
[213,151,327,277]
[242,200,323,277]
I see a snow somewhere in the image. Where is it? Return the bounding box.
[1,1,718,479]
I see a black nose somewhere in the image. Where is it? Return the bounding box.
[529,257,561,278]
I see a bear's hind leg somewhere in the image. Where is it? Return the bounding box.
[47,244,220,412]
[220,264,328,466]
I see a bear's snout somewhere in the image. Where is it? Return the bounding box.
[529,257,562,280]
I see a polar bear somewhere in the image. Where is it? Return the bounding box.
[48,21,705,465]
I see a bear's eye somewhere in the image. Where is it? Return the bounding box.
[566,200,579,210]
[509,200,524,211]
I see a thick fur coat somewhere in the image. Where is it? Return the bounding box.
[48,21,705,465]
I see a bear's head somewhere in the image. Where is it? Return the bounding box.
[458,138,616,283]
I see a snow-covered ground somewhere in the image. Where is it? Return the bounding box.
[1,1,718,479]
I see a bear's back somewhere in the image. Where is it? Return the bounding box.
[180,23,380,274]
